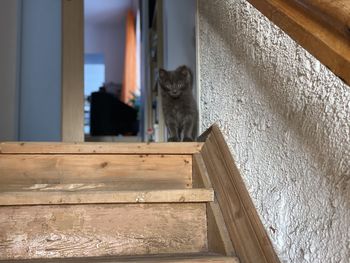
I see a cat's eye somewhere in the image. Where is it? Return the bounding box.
[164,82,171,89]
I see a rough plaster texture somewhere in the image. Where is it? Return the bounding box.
[198,1,350,262]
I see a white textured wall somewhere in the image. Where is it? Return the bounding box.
[198,1,350,262]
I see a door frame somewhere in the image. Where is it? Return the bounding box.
[61,0,168,142]
[61,0,84,142]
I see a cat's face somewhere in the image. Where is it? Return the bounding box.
[158,66,191,99]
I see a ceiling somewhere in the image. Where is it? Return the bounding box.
[84,0,134,26]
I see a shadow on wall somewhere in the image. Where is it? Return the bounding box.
[200,1,350,187]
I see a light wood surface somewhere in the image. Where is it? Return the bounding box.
[0,203,208,260]
[0,154,192,188]
[246,0,350,86]
[192,153,212,188]
[61,0,84,142]
[2,254,240,263]
[0,187,214,206]
[200,124,280,263]
[0,142,204,154]
[206,203,236,257]
[193,154,235,256]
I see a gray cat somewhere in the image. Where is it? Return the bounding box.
[158,65,198,142]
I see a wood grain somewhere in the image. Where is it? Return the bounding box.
[293,0,350,39]
[61,0,84,142]
[0,203,208,260]
[0,187,214,206]
[192,153,212,189]
[246,0,350,86]
[1,253,239,262]
[200,124,280,263]
[0,154,192,188]
[193,154,235,256]
[0,142,204,154]
[206,203,236,257]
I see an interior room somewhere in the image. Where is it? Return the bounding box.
[1,1,348,262]
[84,0,141,142]
[0,0,197,143]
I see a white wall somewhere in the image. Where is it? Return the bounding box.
[85,20,126,84]
[19,0,62,141]
[198,1,350,262]
[163,0,196,77]
[0,0,20,141]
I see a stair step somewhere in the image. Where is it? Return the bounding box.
[2,254,239,262]
[0,142,204,154]
[0,154,192,189]
[0,185,214,205]
[0,203,208,260]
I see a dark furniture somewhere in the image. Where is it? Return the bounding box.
[90,90,138,136]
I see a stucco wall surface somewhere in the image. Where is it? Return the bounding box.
[198,1,350,262]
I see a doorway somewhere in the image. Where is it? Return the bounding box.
[83,0,141,142]
[61,0,197,143]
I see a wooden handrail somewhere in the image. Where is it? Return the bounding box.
[293,0,350,39]
[246,0,350,86]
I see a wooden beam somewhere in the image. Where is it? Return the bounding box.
[292,0,350,39]
[0,142,204,154]
[200,124,280,263]
[0,188,214,206]
[246,0,350,86]
[61,0,84,141]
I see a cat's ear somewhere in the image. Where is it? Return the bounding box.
[159,68,167,80]
[178,65,189,77]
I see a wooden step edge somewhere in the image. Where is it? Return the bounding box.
[1,254,240,262]
[193,153,236,256]
[0,142,204,154]
[0,188,214,206]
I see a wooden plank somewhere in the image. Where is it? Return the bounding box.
[0,188,214,206]
[293,0,350,39]
[193,154,235,256]
[2,254,240,263]
[200,124,279,263]
[192,153,213,188]
[0,154,192,188]
[207,203,236,256]
[0,142,204,154]
[61,0,84,142]
[0,203,208,260]
[246,0,350,86]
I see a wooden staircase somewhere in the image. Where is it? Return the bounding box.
[0,125,279,263]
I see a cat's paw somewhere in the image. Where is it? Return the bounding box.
[183,137,194,142]
[168,137,179,142]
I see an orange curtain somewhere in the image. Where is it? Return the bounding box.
[122,10,136,105]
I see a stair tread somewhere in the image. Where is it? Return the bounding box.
[0,142,204,154]
[2,254,239,262]
[0,185,214,205]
